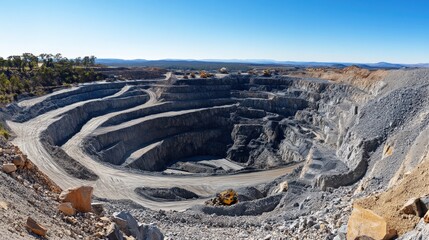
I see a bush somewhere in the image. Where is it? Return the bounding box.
[0,124,10,139]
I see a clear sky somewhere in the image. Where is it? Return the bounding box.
[1,0,428,63]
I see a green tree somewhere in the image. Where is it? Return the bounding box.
[10,75,23,93]
[22,53,38,70]
[0,73,11,93]
[0,57,5,69]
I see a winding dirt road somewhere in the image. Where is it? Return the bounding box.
[8,83,298,211]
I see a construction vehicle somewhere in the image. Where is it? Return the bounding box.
[205,189,238,206]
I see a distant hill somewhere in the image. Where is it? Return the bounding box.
[96,59,429,70]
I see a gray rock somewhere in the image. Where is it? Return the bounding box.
[91,202,104,215]
[398,219,429,240]
[138,223,164,240]
[106,223,124,240]
[113,211,140,237]
[338,224,347,234]
[333,233,346,240]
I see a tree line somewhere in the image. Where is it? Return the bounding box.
[0,53,104,103]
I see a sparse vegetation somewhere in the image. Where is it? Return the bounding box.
[0,123,10,139]
[0,53,105,104]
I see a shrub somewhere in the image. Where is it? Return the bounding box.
[0,124,10,139]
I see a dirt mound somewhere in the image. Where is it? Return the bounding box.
[291,66,387,92]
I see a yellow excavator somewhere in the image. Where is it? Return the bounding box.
[205,189,238,206]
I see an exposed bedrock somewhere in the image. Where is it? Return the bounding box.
[124,129,231,171]
[101,98,236,127]
[68,74,373,176]
[315,73,429,192]
[10,71,395,185]
[134,187,199,201]
[10,81,154,122]
[42,94,149,146]
[12,82,130,122]
[84,105,236,168]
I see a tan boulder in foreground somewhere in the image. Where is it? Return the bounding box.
[26,217,47,237]
[347,204,397,240]
[58,202,76,216]
[2,163,17,173]
[59,186,93,212]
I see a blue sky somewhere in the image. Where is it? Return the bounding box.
[1,0,428,63]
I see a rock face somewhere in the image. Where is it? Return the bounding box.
[347,205,397,240]
[26,217,47,237]
[59,186,93,213]
[58,202,76,216]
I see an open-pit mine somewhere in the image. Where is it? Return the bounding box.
[4,67,429,239]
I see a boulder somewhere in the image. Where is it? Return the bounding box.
[0,201,8,210]
[12,155,26,167]
[347,204,397,240]
[138,223,164,240]
[2,163,17,173]
[113,211,140,237]
[274,181,289,194]
[113,211,164,240]
[59,186,93,212]
[91,202,104,215]
[419,195,429,213]
[106,223,124,240]
[399,198,425,217]
[58,202,76,216]
[26,217,47,237]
